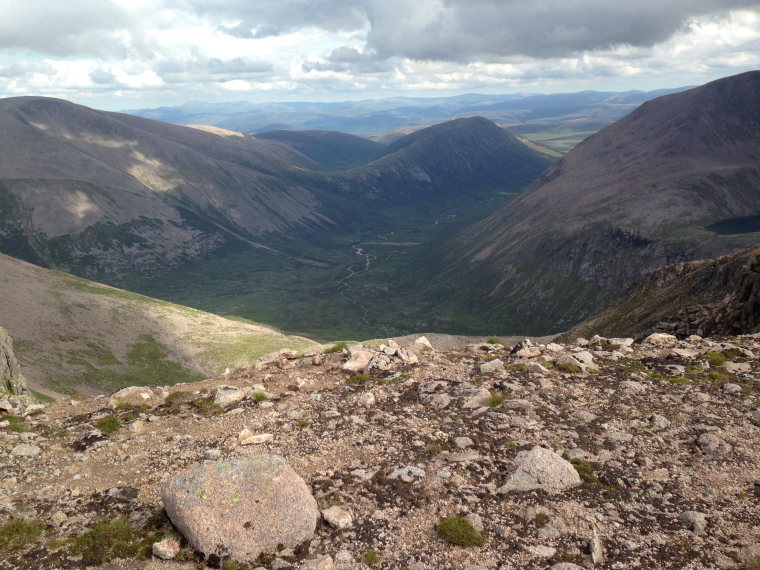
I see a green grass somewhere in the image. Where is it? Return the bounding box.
[0,519,44,552]
[486,394,505,407]
[253,391,268,402]
[556,363,582,373]
[69,519,159,565]
[436,516,485,547]
[362,549,381,566]
[486,337,501,344]
[702,351,727,366]
[2,414,32,433]
[30,390,55,403]
[96,415,122,435]
[192,398,224,416]
[324,342,349,354]
[345,374,376,385]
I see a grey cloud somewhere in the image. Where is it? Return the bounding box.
[0,1,131,57]
[90,69,116,85]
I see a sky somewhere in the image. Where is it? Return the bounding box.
[1,0,759,111]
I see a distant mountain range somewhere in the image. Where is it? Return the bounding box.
[438,70,760,334]
[125,87,688,151]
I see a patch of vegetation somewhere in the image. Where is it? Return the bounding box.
[362,548,381,566]
[616,357,647,374]
[486,394,505,407]
[505,363,528,372]
[702,351,727,366]
[2,414,32,433]
[426,443,444,454]
[324,342,349,354]
[0,519,44,552]
[298,419,311,428]
[69,519,159,565]
[486,337,501,345]
[345,374,376,385]
[192,398,224,416]
[597,340,621,352]
[483,355,498,362]
[96,415,122,435]
[708,370,730,383]
[555,363,582,373]
[253,391,268,402]
[222,560,240,570]
[571,459,618,492]
[30,390,55,404]
[436,516,485,547]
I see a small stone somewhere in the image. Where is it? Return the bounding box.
[50,511,68,526]
[527,545,557,558]
[322,506,353,529]
[649,414,671,430]
[590,529,604,564]
[238,429,274,445]
[299,554,335,569]
[680,511,708,534]
[356,392,375,406]
[723,383,742,394]
[129,420,145,434]
[465,513,484,532]
[453,436,474,449]
[152,538,181,560]
[527,362,549,373]
[414,336,435,353]
[204,449,222,460]
[211,386,249,407]
[388,466,425,482]
[342,346,373,372]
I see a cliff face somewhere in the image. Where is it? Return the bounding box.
[0,326,27,395]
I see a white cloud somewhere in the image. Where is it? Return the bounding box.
[0,1,758,108]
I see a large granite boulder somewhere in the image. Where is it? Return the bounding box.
[161,455,319,563]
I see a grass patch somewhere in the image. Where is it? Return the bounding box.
[30,390,55,404]
[708,370,730,383]
[486,394,505,407]
[324,342,348,354]
[298,419,311,428]
[69,519,159,565]
[486,337,501,345]
[362,549,381,566]
[96,415,122,435]
[505,363,528,372]
[0,519,44,552]
[426,443,444,454]
[702,351,727,366]
[253,391,268,402]
[2,414,32,433]
[191,398,224,416]
[436,516,485,547]
[345,374,375,386]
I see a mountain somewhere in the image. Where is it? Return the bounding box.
[441,71,760,334]
[567,243,760,340]
[255,129,385,170]
[0,96,334,277]
[334,117,555,202]
[0,252,317,396]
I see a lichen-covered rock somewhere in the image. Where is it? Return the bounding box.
[161,455,319,563]
[497,446,581,494]
[0,327,27,395]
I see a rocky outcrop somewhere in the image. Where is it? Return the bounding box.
[0,326,27,395]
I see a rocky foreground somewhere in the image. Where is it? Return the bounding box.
[1,333,759,569]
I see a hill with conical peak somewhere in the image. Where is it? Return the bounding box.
[336,117,555,202]
[444,71,760,334]
[0,253,317,396]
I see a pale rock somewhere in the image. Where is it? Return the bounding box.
[723,383,742,394]
[724,361,752,373]
[11,443,41,456]
[528,362,549,374]
[497,446,581,494]
[204,449,222,460]
[479,359,504,374]
[356,392,376,406]
[513,347,542,358]
[465,513,484,532]
[610,337,635,346]
[454,436,474,449]
[238,429,274,445]
[322,506,353,529]
[697,432,732,455]
[342,346,373,372]
[556,354,583,368]
[528,545,557,558]
[110,386,152,406]
[388,465,425,482]
[590,529,605,564]
[572,350,595,365]
[152,538,181,560]
[545,343,565,352]
[459,384,491,408]
[161,455,319,563]
[129,420,145,434]
[413,336,435,353]
[548,563,585,570]
[211,385,249,407]
[620,380,645,393]
[50,510,68,526]
[741,544,760,562]
[680,511,708,534]
[648,414,671,430]
[575,337,590,346]
[643,333,678,346]
[397,347,419,364]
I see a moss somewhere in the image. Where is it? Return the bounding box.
[324,342,348,354]
[69,519,159,565]
[436,516,485,547]
[96,415,122,435]
[571,459,595,480]
[362,548,381,566]
[345,374,375,385]
[0,519,45,552]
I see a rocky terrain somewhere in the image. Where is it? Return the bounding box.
[1,332,759,569]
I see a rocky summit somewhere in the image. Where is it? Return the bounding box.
[0,333,759,569]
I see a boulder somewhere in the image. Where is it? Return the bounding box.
[0,327,28,395]
[342,346,374,372]
[497,447,581,494]
[479,359,504,374]
[161,455,319,563]
[211,385,249,407]
[643,333,678,346]
[413,336,435,353]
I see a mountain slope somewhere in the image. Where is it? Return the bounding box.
[334,117,555,202]
[444,71,760,334]
[0,253,317,395]
[566,244,760,340]
[255,129,385,170]
[0,96,330,277]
